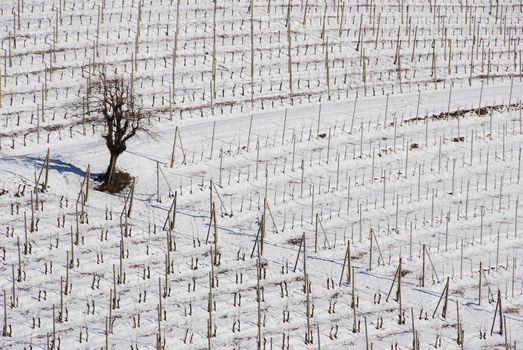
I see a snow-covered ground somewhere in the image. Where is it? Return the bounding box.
[1,0,522,349]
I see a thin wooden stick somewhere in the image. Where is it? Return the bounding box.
[339,240,351,286]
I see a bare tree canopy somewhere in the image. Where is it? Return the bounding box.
[86,69,149,186]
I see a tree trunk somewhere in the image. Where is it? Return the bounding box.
[105,152,120,185]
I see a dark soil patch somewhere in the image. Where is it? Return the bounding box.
[96,171,132,194]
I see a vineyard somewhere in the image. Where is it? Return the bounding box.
[0,0,522,349]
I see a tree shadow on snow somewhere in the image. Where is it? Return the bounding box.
[0,154,103,180]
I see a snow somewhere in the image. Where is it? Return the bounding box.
[1,0,523,349]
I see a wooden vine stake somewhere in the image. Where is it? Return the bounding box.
[170,127,186,167]
[35,149,51,192]
[2,290,8,337]
[210,0,217,114]
[212,201,219,265]
[305,273,313,344]
[339,240,351,286]
[256,258,263,350]
[172,0,180,101]
[432,277,450,319]
[456,301,463,345]
[325,39,331,100]
[385,258,404,324]
[163,191,177,231]
[207,272,214,349]
[286,0,293,105]
[250,0,255,110]
[292,233,305,273]
[0,69,2,109]
[490,289,504,336]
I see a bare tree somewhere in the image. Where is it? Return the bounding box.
[86,70,149,186]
